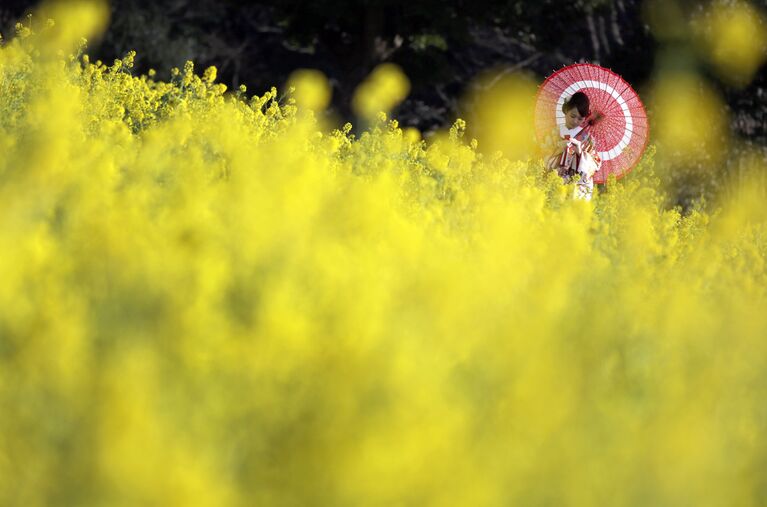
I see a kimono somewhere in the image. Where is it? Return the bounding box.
[544,124,602,201]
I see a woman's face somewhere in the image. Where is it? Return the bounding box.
[564,107,584,129]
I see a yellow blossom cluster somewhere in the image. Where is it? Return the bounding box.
[1,4,767,507]
[351,62,411,122]
[692,0,767,88]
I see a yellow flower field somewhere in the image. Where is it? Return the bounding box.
[1,3,766,506]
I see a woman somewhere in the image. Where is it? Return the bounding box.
[543,91,602,201]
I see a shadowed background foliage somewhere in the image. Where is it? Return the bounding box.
[1,0,763,138]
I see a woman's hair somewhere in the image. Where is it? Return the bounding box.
[562,91,590,117]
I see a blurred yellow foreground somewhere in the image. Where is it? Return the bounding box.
[1,2,766,506]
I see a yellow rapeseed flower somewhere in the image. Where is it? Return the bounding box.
[692,0,767,87]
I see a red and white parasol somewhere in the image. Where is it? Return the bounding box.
[535,63,649,183]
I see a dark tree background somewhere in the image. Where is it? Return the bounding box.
[1,0,764,143]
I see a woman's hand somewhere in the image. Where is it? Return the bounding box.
[570,138,583,155]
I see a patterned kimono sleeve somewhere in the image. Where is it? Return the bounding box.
[577,133,601,179]
[584,133,602,168]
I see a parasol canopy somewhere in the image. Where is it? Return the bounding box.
[535,63,649,183]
